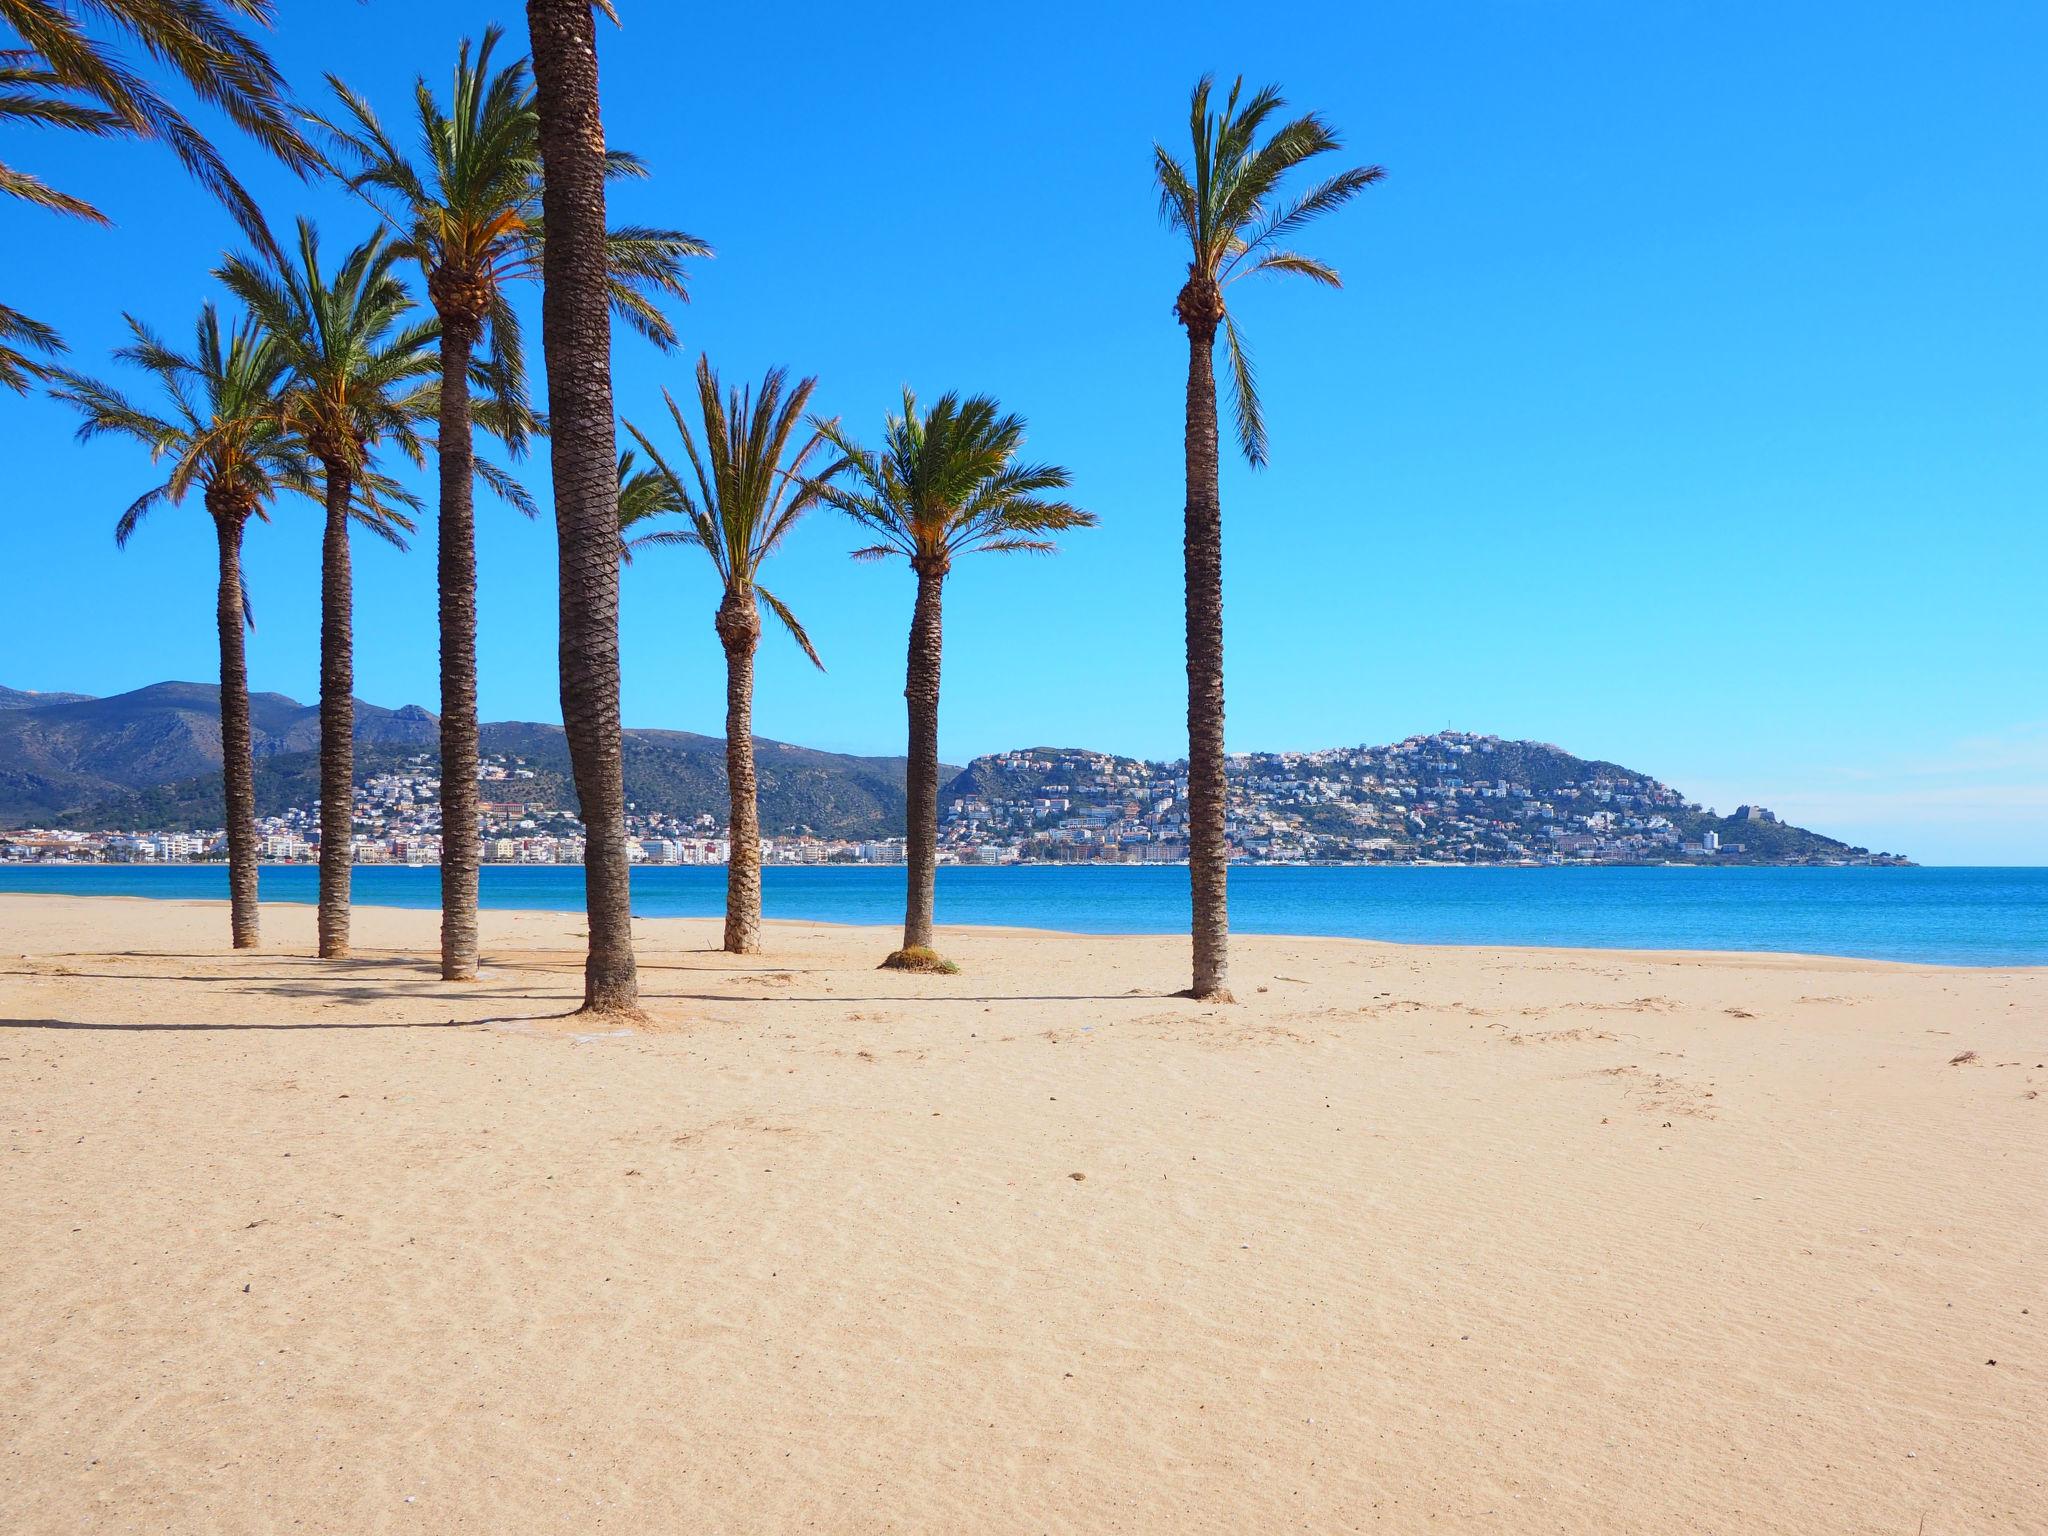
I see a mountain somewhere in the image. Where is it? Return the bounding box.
[0,684,1906,863]
[0,683,437,824]
[938,735,1908,865]
[0,682,940,840]
[0,685,95,710]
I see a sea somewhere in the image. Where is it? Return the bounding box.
[1,863,2043,967]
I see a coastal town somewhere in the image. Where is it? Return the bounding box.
[2,754,750,868]
[934,734,1904,866]
[0,732,1907,868]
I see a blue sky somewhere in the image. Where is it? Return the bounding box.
[3,2,2043,863]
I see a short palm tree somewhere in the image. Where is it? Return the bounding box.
[622,358,833,955]
[315,26,706,982]
[811,391,1093,971]
[218,221,433,960]
[46,304,305,949]
[1155,74,1381,1000]
[0,0,317,388]
[525,0,641,1015]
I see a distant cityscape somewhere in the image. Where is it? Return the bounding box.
[0,731,1909,868]
[932,735,1903,865]
[1,752,874,869]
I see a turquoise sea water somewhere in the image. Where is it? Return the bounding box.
[1,863,2043,967]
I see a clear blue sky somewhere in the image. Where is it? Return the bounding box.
[3,2,2043,863]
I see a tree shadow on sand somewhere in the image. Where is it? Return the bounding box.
[0,1015,477,1032]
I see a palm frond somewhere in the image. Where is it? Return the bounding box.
[112,480,172,545]
[0,299,66,391]
[755,584,823,670]
[1225,163,1384,274]
[616,446,687,555]
[1235,250,1343,287]
[1153,144,1196,236]
[621,526,700,557]
[0,157,110,219]
[0,0,315,262]
[1221,310,1266,468]
[471,454,537,517]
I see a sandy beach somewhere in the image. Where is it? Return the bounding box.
[1,893,2041,1533]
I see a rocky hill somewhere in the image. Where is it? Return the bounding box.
[939,734,1908,865]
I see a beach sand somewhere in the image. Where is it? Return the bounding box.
[0,893,2041,1534]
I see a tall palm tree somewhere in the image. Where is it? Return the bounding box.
[0,0,317,387]
[1155,74,1381,1001]
[811,391,1093,971]
[46,304,306,949]
[218,221,433,960]
[315,26,706,982]
[622,358,833,955]
[525,0,640,1015]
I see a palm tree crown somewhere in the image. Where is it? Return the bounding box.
[47,304,304,535]
[316,24,708,401]
[1154,74,1383,465]
[215,219,434,529]
[810,390,1094,572]
[621,357,834,665]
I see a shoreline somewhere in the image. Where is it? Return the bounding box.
[1,889,2037,974]
[0,854,1922,870]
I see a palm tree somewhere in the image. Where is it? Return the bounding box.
[1,1,317,387]
[1155,75,1381,1001]
[811,391,1093,971]
[46,304,306,949]
[218,221,433,960]
[622,358,834,954]
[315,26,706,982]
[525,0,640,1015]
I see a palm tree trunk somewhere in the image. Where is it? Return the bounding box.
[317,461,355,959]
[716,589,762,955]
[1180,308,1233,1001]
[897,556,946,957]
[436,320,481,981]
[213,511,259,949]
[528,0,638,1014]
